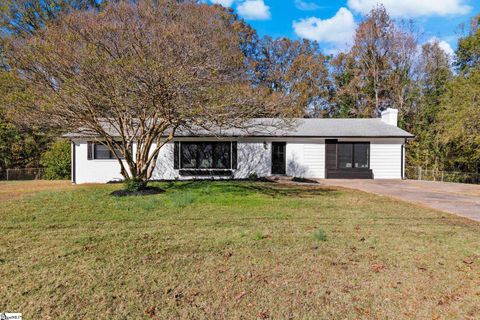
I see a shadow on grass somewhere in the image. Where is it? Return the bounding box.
[155,180,338,198]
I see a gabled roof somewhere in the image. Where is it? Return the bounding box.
[64,118,414,138]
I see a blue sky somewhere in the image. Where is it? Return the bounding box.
[209,0,480,55]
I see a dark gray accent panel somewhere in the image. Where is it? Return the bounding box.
[326,169,373,179]
[325,139,373,179]
[174,142,180,169]
[232,141,237,170]
[325,139,337,171]
[271,142,286,175]
[87,141,93,160]
[179,170,232,177]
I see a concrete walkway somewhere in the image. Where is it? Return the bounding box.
[320,179,480,222]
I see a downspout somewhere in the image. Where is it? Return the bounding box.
[71,140,76,184]
[401,138,406,180]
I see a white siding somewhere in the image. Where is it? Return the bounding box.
[286,142,303,177]
[235,139,271,178]
[286,140,325,178]
[302,142,325,179]
[370,139,404,179]
[73,141,126,184]
[151,142,176,180]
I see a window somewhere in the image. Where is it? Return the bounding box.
[213,142,231,169]
[338,144,353,168]
[180,142,232,169]
[88,142,125,160]
[353,143,369,168]
[94,143,111,159]
[337,143,369,169]
[181,143,198,168]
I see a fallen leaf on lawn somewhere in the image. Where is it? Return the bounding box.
[235,291,247,301]
[371,263,385,273]
[144,306,156,318]
[463,259,474,265]
[354,306,371,316]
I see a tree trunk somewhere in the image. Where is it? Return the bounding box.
[116,132,175,191]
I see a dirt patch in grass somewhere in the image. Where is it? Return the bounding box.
[0,180,74,201]
[1,181,479,319]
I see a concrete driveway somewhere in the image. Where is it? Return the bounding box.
[320,179,480,222]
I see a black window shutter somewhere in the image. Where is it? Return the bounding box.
[231,141,237,169]
[174,142,180,169]
[325,139,337,169]
[87,142,93,160]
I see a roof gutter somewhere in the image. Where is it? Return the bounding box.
[65,134,415,139]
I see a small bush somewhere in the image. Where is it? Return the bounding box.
[40,140,71,180]
[248,172,258,180]
[124,178,147,192]
[313,229,327,242]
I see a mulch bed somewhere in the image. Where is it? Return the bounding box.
[110,186,165,197]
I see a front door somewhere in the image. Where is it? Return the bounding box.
[271,142,286,175]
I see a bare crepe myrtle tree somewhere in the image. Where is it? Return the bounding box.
[6,0,286,188]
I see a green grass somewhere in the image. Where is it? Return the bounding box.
[313,228,327,242]
[1,180,479,319]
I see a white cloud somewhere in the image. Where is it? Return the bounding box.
[293,8,357,48]
[438,41,455,57]
[347,0,471,18]
[294,0,320,11]
[428,37,455,57]
[210,0,235,7]
[237,0,271,20]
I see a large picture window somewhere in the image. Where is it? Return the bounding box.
[180,142,232,169]
[337,143,369,169]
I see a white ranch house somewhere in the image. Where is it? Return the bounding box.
[66,108,413,184]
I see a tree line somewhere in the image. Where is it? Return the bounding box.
[0,0,479,181]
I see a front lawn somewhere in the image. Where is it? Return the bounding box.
[1,181,479,319]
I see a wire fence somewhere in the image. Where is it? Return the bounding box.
[405,166,480,185]
[1,166,479,185]
[0,168,44,181]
